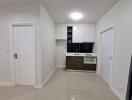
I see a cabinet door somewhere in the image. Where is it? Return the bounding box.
[66,56,83,70]
[56,24,67,39]
[79,25,94,42]
[72,26,80,42]
[83,64,96,71]
[72,25,95,43]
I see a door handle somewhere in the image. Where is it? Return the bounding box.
[14,53,18,59]
[108,56,112,59]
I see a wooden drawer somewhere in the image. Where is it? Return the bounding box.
[66,57,83,64]
[83,64,96,71]
[70,57,83,61]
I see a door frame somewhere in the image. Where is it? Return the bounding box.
[99,25,115,86]
[10,22,36,87]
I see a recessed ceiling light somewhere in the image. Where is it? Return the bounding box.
[70,12,83,21]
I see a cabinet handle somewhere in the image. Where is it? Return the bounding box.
[14,53,18,59]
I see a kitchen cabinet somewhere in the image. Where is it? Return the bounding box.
[66,56,83,70]
[55,24,95,42]
[66,54,97,71]
[72,24,95,43]
[55,24,67,40]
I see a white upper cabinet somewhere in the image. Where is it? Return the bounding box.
[72,24,95,43]
[55,24,95,42]
[55,24,67,40]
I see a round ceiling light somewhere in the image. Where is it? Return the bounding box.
[70,12,83,21]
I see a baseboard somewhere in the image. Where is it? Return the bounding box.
[0,82,12,86]
[56,65,65,68]
[34,84,43,88]
[97,74,124,100]
[110,86,124,100]
[35,68,56,88]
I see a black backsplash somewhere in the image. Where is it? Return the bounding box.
[67,43,94,53]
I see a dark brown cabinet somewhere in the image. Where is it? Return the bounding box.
[66,56,96,71]
[66,56,83,70]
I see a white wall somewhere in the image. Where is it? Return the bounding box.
[55,24,96,68]
[0,2,56,87]
[96,0,132,99]
[0,3,41,84]
[56,40,67,68]
[40,4,56,84]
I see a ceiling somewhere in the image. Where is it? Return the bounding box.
[0,0,37,5]
[0,0,119,23]
[42,0,119,23]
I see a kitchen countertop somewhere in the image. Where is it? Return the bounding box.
[66,53,97,57]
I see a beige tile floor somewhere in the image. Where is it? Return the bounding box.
[0,68,119,100]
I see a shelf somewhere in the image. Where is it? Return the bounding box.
[56,37,67,40]
[67,26,73,43]
[84,57,97,65]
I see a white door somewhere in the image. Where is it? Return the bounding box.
[13,24,35,85]
[100,28,114,85]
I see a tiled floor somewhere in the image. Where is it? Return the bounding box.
[0,68,119,100]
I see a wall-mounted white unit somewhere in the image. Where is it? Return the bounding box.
[55,24,95,42]
[55,24,67,40]
[72,24,95,43]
